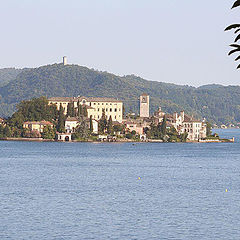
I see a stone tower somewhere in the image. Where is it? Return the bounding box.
[63,56,67,65]
[140,94,149,118]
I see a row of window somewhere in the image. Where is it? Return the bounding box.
[184,123,202,128]
[93,115,121,120]
[96,108,120,112]
[91,102,119,106]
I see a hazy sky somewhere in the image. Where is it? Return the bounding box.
[1,0,239,86]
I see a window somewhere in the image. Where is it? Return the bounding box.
[106,108,108,112]
[102,103,104,105]
[115,108,117,112]
[94,103,96,105]
[110,108,112,112]
[98,103,100,105]
[106,103,108,105]
[119,108,121,111]
[98,108,100,112]
[115,116,117,119]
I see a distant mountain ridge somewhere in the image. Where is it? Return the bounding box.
[0,63,239,125]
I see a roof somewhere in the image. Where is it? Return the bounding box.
[183,115,201,123]
[66,117,79,122]
[85,97,122,103]
[23,120,53,125]
[48,97,74,102]
[48,96,122,103]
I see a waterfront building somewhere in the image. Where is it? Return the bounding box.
[48,96,123,123]
[57,132,71,142]
[23,121,54,133]
[65,116,98,134]
[65,117,79,133]
[169,111,207,141]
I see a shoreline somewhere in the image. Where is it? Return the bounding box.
[0,137,235,143]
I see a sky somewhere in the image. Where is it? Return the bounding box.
[0,0,239,87]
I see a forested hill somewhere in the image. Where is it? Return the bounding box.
[0,63,240,125]
[0,68,22,87]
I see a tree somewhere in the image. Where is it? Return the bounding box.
[56,104,65,133]
[161,115,167,136]
[72,117,90,139]
[98,109,107,134]
[42,125,56,139]
[206,122,212,137]
[83,106,88,117]
[107,116,113,135]
[225,1,240,69]
[3,125,12,137]
[67,102,75,117]
[89,115,93,133]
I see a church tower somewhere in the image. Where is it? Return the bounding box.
[140,94,149,118]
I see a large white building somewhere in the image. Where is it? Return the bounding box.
[48,96,123,123]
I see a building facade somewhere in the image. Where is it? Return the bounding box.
[48,96,123,123]
[140,94,149,118]
[170,111,207,141]
[23,121,54,133]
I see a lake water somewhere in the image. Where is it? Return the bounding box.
[1,129,240,240]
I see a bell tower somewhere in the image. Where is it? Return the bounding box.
[140,94,149,118]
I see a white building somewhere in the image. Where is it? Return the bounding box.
[171,111,207,141]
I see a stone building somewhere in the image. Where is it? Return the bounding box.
[140,94,149,118]
[48,96,123,123]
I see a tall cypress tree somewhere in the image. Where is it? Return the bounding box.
[107,116,113,135]
[83,106,88,117]
[161,115,167,136]
[67,102,72,117]
[57,104,65,133]
[98,109,107,134]
[89,115,93,133]
[71,102,75,117]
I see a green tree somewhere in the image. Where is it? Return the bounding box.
[42,125,56,139]
[225,1,240,69]
[161,115,167,136]
[56,104,65,133]
[107,116,113,135]
[98,109,107,134]
[3,125,12,137]
[67,102,75,117]
[206,122,212,137]
[89,115,93,133]
[83,106,88,117]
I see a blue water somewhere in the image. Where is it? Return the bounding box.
[1,129,240,240]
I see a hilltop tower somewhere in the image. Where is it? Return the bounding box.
[140,94,149,118]
[63,56,67,65]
